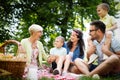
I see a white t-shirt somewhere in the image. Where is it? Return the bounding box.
[50,47,67,56]
[68,52,73,58]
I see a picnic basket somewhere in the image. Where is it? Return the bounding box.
[0,40,26,77]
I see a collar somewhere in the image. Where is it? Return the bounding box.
[55,47,62,49]
[94,35,106,45]
[100,14,109,20]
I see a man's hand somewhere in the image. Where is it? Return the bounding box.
[102,44,109,55]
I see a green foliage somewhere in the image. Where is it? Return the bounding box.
[0,0,118,51]
[0,26,11,43]
[5,44,18,56]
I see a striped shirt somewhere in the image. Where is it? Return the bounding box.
[93,35,120,64]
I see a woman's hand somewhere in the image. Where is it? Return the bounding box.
[87,44,96,59]
[47,55,56,64]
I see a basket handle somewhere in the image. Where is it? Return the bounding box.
[0,40,19,54]
[0,40,26,55]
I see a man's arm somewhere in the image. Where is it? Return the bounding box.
[102,43,120,57]
[116,51,120,57]
[102,40,120,56]
[102,44,114,56]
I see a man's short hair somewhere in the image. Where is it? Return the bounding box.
[90,20,106,33]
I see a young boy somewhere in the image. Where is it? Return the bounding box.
[97,3,117,31]
[47,36,67,75]
[88,3,117,63]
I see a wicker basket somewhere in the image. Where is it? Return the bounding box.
[0,60,26,77]
[0,40,26,77]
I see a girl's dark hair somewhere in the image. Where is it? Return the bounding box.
[67,29,85,56]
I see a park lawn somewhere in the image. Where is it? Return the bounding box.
[80,75,120,80]
[0,75,120,80]
[0,62,120,80]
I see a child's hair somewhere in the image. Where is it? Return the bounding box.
[56,36,65,43]
[97,3,110,12]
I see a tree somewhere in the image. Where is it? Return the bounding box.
[0,0,118,51]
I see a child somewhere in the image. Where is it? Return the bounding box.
[97,3,117,31]
[88,3,117,63]
[47,36,67,75]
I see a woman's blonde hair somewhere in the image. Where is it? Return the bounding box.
[28,24,43,35]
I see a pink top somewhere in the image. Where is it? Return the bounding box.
[30,48,39,67]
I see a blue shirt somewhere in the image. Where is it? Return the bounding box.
[63,43,84,61]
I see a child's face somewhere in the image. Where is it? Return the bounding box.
[97,7,107,18]
[54,38,63,48]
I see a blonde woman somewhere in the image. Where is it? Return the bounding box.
[21,24,48,79]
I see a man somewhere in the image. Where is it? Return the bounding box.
[74,20,120,76]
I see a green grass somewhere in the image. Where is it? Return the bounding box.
[0,76,22,80]
[0,75,120,80]
[39,77,54,80]
[79,75,120,80]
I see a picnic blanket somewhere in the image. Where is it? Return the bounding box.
[23,65,82,80]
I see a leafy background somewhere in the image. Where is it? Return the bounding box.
[0,0,119,52]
